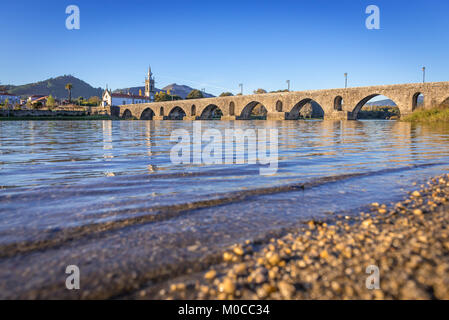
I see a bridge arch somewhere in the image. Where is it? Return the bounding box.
[412,92,424,111]
[122,109,133,119]
[191,105,196,116]
[239,101,267,120]
[276,100,283,112]
[140,107,155,120]
[334,96,343,111]
[167,106,186,120]
[159,107,164,117]
[287,99,324,120]
[199,104,223,120]
[352,94,400,120]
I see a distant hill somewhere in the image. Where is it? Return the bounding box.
[366,99,397,107]
[366,96,424,107]
[162,83,215,99]
[5,75,103,100]
[115,83,215,99]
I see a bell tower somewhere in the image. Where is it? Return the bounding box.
[145,65,155,101]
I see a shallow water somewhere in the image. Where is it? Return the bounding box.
[1,120,449,244]
[1,120,449,298]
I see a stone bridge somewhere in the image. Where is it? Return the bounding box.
[116,81,449,120]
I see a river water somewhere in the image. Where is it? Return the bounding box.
[1,120,449,298]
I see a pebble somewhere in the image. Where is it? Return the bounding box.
[278,281,295,299]
[233,246,244,256]
[265,252,281,266]
[234,263,247,275]
[223,252,233,262]
[204,270,217,280]
[319,250,329,260]
[219,278,236,295]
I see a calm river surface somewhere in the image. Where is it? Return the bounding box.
[1,120,449,298]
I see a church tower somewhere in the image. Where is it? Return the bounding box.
[145,65,155,101]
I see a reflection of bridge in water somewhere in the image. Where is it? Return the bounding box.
[116,82,449,121]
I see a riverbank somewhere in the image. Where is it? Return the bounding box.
[143,173,449,300]
[0,108,112,121]
[402,106,449,122]
[0,115,111,121]
[358,106,400,120]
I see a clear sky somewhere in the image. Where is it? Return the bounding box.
[1,0,448,96]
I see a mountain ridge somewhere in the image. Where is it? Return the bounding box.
[5,75,103,100]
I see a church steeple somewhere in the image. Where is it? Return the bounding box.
[145,65,155,101]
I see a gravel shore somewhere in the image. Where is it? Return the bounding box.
[146,174,449,300]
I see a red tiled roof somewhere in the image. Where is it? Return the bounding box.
[31,96,49,102]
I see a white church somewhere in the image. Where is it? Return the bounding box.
[102,66,156,107]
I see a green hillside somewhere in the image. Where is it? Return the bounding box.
[6,75,103,100]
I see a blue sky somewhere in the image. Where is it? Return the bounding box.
[1,0,448,96]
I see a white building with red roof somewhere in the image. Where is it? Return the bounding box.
[102,90,151,107]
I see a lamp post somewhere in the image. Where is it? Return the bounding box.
[239,83,243,95]
[286,80,290,92]
[344,73,348,89]
[422,67,426,83]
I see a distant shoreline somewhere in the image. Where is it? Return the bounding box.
[0,115,112,121]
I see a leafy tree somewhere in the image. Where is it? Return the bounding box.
[219,92,234,97]
[65,83,73,102]
[252,103,267,117]
[77,96,84,105]
[33,101,43,110]
[155,91,171,102]
[3,98,9,108]
[88,96,100,106]
[300,103,313,119]
[253,89,267,94]
[47,95,56,108]
[155,91,182,101]
[186,89,204,100]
